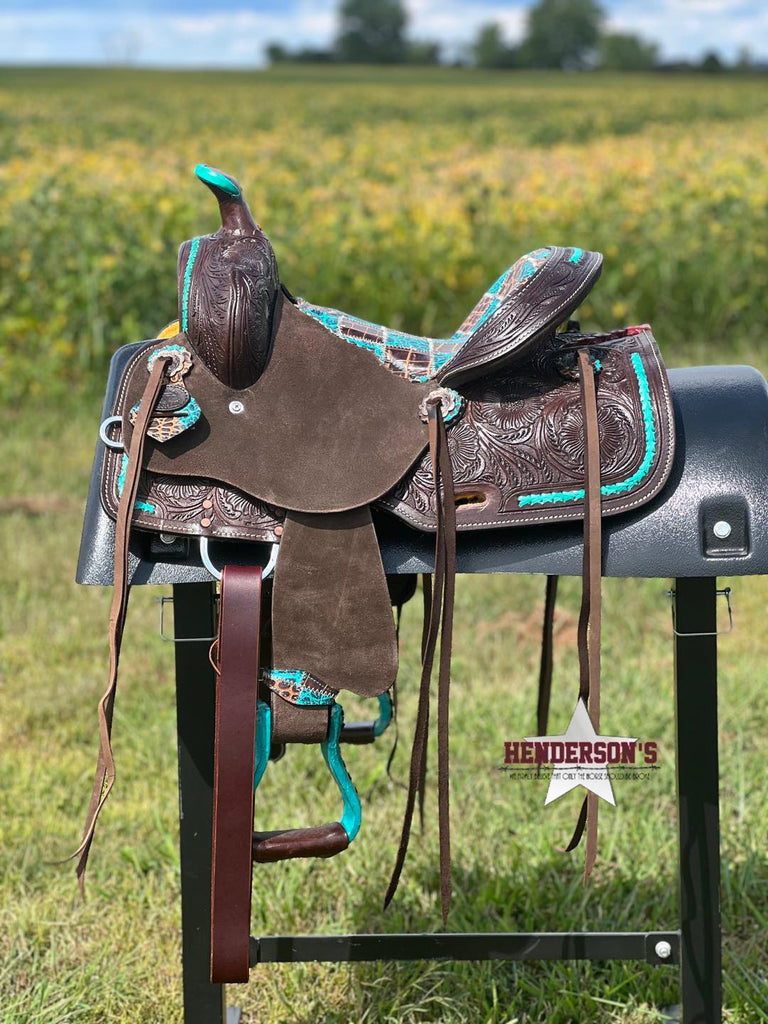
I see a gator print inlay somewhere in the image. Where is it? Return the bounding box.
[297,248,553,382]
[263,668,338,706]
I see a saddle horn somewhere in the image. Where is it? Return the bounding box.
[177,163,280,389]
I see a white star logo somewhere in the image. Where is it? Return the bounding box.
[526,700,636,808]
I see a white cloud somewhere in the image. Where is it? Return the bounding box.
[0,1,765,66]
[0,3,337,66]
[666,0,745,10]
[407,0,527,47]
[607,0,768,60]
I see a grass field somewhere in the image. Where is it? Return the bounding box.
[1,66,768,1022]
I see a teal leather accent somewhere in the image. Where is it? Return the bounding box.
[253,699,361,843]
[262,668,336,706]
[569,247,584,264]
[253,699,271,789]
[373,692,393,737]
[194,164,240,197]
[518,352,655,508]
[181,237,201,332]
[322,704,361,842]
[116,454,156,513]
[296,247,555,382]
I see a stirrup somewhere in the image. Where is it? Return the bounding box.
[252,700,361,863]
[340,692,393,744]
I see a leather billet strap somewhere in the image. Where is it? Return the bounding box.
[537,575,559,738]
[385,398,457,923]
[565,349,603,880]
[210,565,262,984]
[71,353,171,892]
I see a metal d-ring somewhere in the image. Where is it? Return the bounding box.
[99,415,124,450]
[199,536,279,583]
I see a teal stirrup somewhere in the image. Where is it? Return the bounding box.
[252,700,361,861]
[339,690,394,743]
[374,692,393,737]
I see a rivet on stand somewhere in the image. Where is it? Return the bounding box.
[713,520,732,539]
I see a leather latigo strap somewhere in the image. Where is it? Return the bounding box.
[210,565,262,984]
[565,349,603,879]
[537,575,559,738]
[71,353,171,890]
[385,398,457,922]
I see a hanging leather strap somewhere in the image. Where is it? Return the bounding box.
[385,400,457,922]
[210,565,262,984]
[71,354,171,892]
[537,575,559,738]
[565,349,602,881]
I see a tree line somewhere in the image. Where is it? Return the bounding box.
[267,0,759,73]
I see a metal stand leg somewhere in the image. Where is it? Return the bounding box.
[174,583,236,1024]
[673,578,722,1024]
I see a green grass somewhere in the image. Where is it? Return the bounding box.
[1,391,767,1021]
[1,65,768,1022]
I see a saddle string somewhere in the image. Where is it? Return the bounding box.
[384,401,457,922]
[71,355,172,891]
[386,597,420,794]
[436,408,458,921]
[417,573,433,826]
[564,348,603,881]
[537,574,560,738]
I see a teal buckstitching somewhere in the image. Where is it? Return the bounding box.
[181,236,201,332]
[519,352,655,508]
[268,669,304,683]
[296,690,335,707]
[116,454,156,513]
[117,453,127,494]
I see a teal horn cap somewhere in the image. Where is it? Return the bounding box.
[194,163,241,199]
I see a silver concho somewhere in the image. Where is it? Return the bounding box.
[129,344,201,443]
[418,386,464,425]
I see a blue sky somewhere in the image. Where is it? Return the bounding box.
[1,1,765,67]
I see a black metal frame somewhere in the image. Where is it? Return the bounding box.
[173,576,722,1024]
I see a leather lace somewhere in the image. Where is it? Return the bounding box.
[385,400,456,922]
[70,354,171,892]
[388,347,602,917]
[565,349,602,880]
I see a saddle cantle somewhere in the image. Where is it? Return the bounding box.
[81,165,674,981]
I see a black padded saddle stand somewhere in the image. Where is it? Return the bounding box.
[170,577,720,1024]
